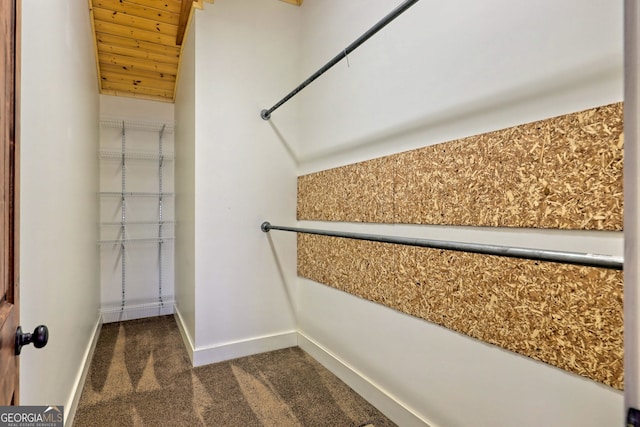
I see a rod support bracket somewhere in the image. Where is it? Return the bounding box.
[261,221,272,232]
[260,109,271,121]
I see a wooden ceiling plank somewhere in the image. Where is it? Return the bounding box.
[101,80,174,98]
[98,52,178,74]
[101,89,173,102]
[100,84,174,100]
[176,0,193,46]
[92,0,180,25]
[92,7,178,37]
[96,32,180,56]
[104,79,173,94]
[90,0,215,104]
[115,0,183,15]
[94,20,177,46]
[101,70,176,90]
[99,62,176,82]
[97,42,179,65]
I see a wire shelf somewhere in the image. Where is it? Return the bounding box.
[99,192,175,198]
[99,237,175,246]
[99,150,175,161]
[100,221,176,226]
[99,117,175,133]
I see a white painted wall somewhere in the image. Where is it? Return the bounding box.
[100,95,174,122]
[98,95,175,322]
[174,0,301,363]
[174,21,197,347]
[294,1,625,426]
[19,0,100,418]
[297,0,623,172]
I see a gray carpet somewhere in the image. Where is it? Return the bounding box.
[73,315,396,426]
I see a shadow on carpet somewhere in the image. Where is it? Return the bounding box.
[73,315,397,427]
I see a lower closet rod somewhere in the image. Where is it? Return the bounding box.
[260,221,623,270]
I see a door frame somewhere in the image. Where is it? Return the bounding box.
[625,0,640,417]
[0,0,20,406]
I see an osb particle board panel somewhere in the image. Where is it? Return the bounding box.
[298,234,624,390]
[297,157,395,223]
[298,103,623,230]
[395,103,623,229]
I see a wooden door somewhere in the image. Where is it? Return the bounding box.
[0,0,20,406]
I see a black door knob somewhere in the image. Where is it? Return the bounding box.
[15,325,49,355]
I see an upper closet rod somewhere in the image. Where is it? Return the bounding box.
[260,0,421,120]
[260,222,624,270]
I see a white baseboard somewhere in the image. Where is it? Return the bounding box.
[192,331,298,367]
[101,300,174,323]
[65,314,102,427]
[173,307,296,367]
[297,332,434,427]
[173,306,195,364]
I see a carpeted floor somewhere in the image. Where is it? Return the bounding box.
[73,315,396,426]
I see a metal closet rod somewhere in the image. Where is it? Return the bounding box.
[260,0,421,120]
[260,222,623,270]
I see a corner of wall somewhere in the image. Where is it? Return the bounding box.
[174,306,196,365]
[297,332,434,427]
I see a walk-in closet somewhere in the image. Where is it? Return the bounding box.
[11,0,639,426]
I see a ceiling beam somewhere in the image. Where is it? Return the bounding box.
[279,0,303,5]
[194,0,214,9]
[176,0,213,45]
[176,0,193,46]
